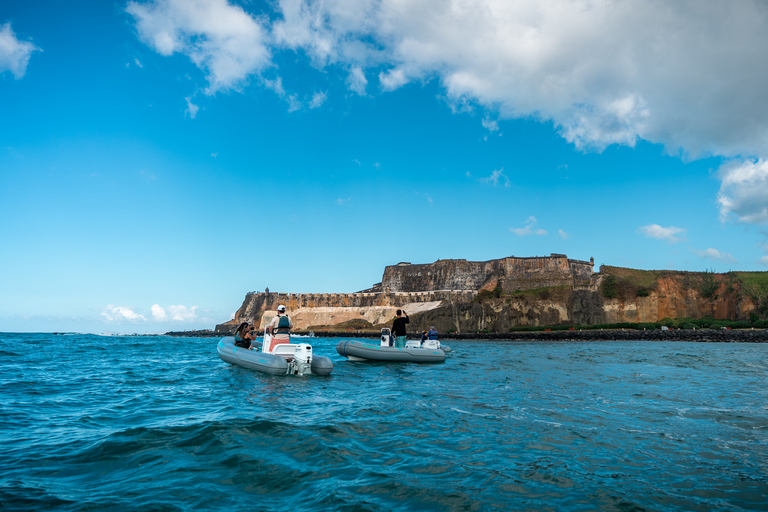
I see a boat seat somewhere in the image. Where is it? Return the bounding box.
[271,343,298,356]
[404,340,421,349]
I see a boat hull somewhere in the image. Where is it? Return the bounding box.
[336,339,445,363]
[217,337,333,376]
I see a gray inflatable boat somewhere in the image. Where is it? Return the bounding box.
[336,329,446,363]
[217,335,334,376]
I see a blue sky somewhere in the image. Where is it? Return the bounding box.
[2,0,768,333]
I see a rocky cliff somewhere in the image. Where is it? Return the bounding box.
[215,256,768,334]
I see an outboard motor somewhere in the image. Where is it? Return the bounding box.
[293,343,313,375]
[422,339,440,350]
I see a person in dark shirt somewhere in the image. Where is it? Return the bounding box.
[391,309,409,348]
[233,322,256,349]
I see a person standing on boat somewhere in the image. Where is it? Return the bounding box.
[391,309,409,348]
[268,305,293,348]
[427,326,438,340]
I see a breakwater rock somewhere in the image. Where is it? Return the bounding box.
[309,329,768,342]
[431,329,768,342]
[164,330,221,337]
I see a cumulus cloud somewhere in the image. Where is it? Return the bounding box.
[717,159,768,224]
[151,304,198,321]
[480,168,510,187]
[347,66,368,95]
[0,22,40,78]
[101,305,146,322]
[511,216,547,236]
[265,1,768,157]
[309,90,327,108]
[482,117,499,132]
[185,96,199,118]
[127,1,768,222]
[126,0,768,156]
[691,247,737,264]
[638,224,687,244]
[126,0,271,93]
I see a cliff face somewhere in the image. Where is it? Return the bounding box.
[600,274,756,323]
[215,257,765,333]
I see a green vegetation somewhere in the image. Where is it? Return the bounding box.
[600,266,659,300]
[699,268,719,300]
[475,286,502,300]
[734,271,768,319]
[508,316,768,332]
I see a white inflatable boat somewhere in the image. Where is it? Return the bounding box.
[217,328,333,376]
[336,328,448,363]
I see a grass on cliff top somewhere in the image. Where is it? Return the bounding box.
[734,272,768,295]
[600,266,660,288]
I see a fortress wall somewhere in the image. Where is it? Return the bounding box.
[382,258,507,292]
[501,254,594,292]
[233,290,477,326]
[383,254,594,294]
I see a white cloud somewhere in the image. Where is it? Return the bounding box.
[717,159,768,224]
[379,67,407,91]
[151,304,198,321]
[127,1,768,225]
[101,305,146,322]
[0,23,40,78]
[347,66,368,95]
[262,1,768,159]
[336,196,351,205]
[151,304,167,320]
[638,224,687,244]
[558,229,571,239]
[481,116,499,132]
[511,216,547,236]
[309,91,327,109]
[691,247,737,264]
[126,0,271,94]
[134,58,143,68]
[185,96,199,118]
[480,168,509,187]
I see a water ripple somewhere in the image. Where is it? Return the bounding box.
[1,334,768,510]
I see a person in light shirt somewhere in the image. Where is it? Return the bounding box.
[268,304,293,348]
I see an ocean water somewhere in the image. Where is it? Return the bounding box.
[1,333,767,511]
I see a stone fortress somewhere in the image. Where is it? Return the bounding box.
[216,254,597,333]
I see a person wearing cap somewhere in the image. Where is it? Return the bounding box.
[427,326,438,340]
[268,304,293,348]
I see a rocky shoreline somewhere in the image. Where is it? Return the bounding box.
[164,328,768,342]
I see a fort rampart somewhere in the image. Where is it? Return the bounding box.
[381,254,595,293]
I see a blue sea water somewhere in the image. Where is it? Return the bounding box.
[1,333,767,511]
